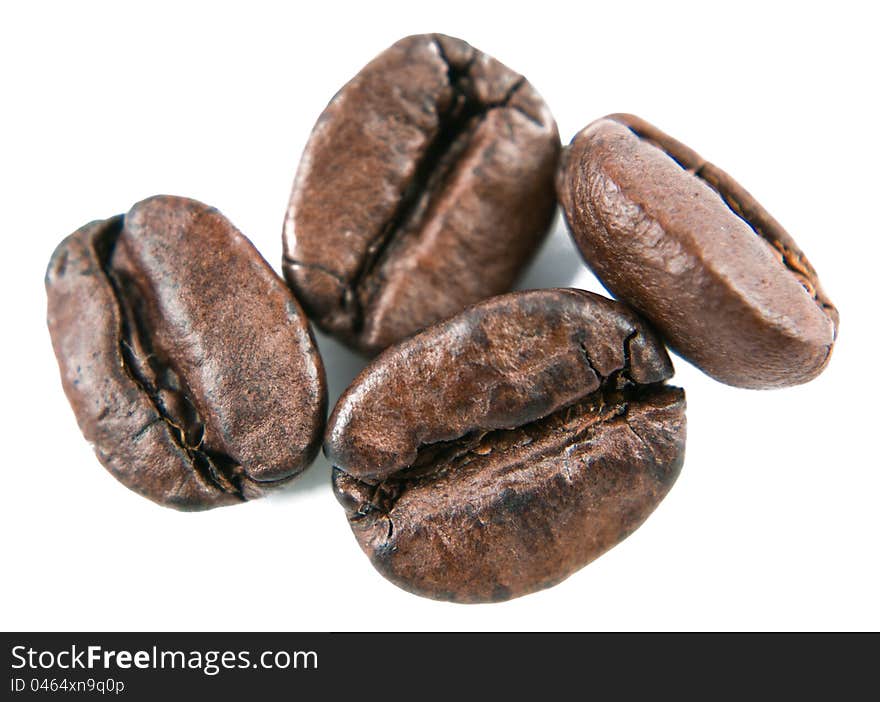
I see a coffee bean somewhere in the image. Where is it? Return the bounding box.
[557,114,838,389]
[283,33,560,354]
[46,196,327,510]
[327,289,686,603]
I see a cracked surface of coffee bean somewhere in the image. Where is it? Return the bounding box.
[327,289,686,603]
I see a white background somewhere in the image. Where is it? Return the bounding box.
[2,0,877,631]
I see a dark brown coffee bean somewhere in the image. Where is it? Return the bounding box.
[327,289,686,603]
[283,33,560,355]
[557,114,838,389]
[46,196,327,510]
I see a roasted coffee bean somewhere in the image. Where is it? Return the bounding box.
[327,289,686,603]
[557,114,838,389]
[283,33,560,355]
[46,196,327,510]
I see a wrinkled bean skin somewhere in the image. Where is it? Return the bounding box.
[328,289,686,603]
[46,196,327,510]
[283,33,560,355]
[557,114,838,389]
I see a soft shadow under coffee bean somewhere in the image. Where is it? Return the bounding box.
[327,289,686,603]
[283,33,560,355]
[557,113,838,389]
[46,195,327,510]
